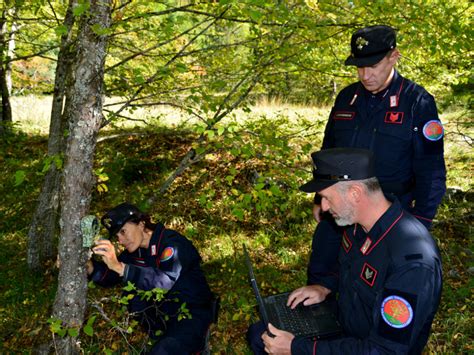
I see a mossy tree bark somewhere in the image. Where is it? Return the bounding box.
[51,1,112,353]
[27,0,77,272]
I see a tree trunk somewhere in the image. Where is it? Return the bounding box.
[27,0,77,271]
[0,7,12,134]
[5,7,15,94]
[51,1,112,353]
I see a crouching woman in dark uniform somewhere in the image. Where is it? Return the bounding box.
[87,202,213,354]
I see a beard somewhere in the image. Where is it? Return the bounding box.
[331,197,356,227]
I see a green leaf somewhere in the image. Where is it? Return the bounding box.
[53,155,63,169]
[232,208,244,221]
[195,146,206,155]
[73,2,89,16]
[205,130,215,138]
[68,328,79,337]
[87,280,96,289]
[123,281,136,292]
[195,125,206,134]
[83,324,93,336]
[249,9,263,22]
[175,63,187,73]
[91,24,111,36]
[86,315,96,326]
[269,185,281,195]
[55,25,68,36]
[14,170,26,186]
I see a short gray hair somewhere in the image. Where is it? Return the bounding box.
[336,177,381,195]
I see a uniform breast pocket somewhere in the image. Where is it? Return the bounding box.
[353,278,377,310]
[343,277,378,335]
[333,117,357,147]
[374,122,412,173]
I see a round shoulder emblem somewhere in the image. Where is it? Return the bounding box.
[160,246,175,262]
[422,120,444,141]
[380,295,413,328]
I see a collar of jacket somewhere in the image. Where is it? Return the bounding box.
[351,194,404,256]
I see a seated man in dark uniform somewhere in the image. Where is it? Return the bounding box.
[87,203,213,354]
[247,148,442,354]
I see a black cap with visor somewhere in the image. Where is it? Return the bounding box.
[345,25,396,67]
[299,148,375,193]
[101,202,142,237]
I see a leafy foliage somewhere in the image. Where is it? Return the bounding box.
[4,0,472,107]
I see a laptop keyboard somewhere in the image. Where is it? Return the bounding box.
[267,294,328,337]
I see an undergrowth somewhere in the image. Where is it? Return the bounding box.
[0,110,472,353]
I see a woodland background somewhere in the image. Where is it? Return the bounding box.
[0,0,472,353]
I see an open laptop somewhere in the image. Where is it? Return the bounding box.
[244,244,342,339]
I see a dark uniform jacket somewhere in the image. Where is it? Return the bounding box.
[320,70,446,225]
[292,198,443,354]
[90,223,212,326]
[306,71,446,290]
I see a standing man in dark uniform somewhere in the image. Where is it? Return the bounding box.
[87,202,214,354]
[248,148,442,354]
[308,25,446,299]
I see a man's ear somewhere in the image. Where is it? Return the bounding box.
[349,184,363,203]
[389,48,400,64]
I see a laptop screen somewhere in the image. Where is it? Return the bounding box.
[243,244,271,330]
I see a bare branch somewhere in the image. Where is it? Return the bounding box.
[47,0,61,26]
[7,44,59,63]
[106,16,210,72]
[119,3,196,24]
[97,132,148,143]
[103,5,231,126]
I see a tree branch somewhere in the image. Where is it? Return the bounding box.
[106,16,210,72]
[103,5,231,127]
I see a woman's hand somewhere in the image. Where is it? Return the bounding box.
[92,239,125,276]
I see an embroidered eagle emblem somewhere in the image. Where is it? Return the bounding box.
[356,37,369,50]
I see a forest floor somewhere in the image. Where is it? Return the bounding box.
[0,102,472,353]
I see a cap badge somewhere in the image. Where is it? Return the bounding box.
[356,37,369,50]
[381,295,414,328]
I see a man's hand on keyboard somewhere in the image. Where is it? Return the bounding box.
[286,284,331,309]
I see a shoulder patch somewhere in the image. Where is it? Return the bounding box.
[381,295,413,328]
[160,246,175,262]
[422,120,444,141]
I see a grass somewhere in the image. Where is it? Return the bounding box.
[1,97,473,353]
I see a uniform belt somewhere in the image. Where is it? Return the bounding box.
[380,180,413,196]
